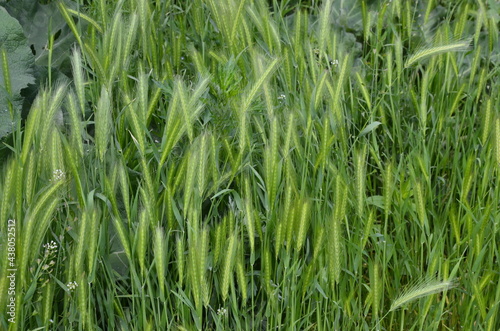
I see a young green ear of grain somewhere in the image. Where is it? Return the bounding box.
[187,227,202,311]
[221,231,237,301]
[354,144,367,218]
[295,198,311,252]
[390,278,456,312]
[328,175,347,286]
[265,115,280,212]
[494,115,500,170]
[0,160,16,233]
[70,47,86,116]
[235,244,248,303]
[405,39,471,68]
[95,86,112,161]
[262,244,272,294]
[371,262,381,321]
[244,177,256,253]
[198,132,209,198]
[111,216,133,265]
[87,207,100,277]
[176,234,185,287]
[183,148,198,219]
[136,209,149,276]
[317,0,333,54]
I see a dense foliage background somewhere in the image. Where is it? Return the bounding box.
[0,0,499,330]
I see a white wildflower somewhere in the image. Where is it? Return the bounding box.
[43,240,58,250]
[67,281,78,291]
[217,307,227,316]
[51,169,66,181]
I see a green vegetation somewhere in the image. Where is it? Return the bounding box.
[0,0,499,330]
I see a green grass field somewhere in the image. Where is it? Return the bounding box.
[0,0,499,329]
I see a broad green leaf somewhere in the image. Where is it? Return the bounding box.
[0,6,35,138]
[366,195,384,209]
[359,121,382,137]
[3,0,81,67]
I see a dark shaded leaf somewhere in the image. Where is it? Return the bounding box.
[0,6,35,138]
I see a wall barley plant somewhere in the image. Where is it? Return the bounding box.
[317,0,333,55]
[2,0,497,329]
[209,133,220,191]
[236,253,248,303]
[265,116,280,212]
[0,160,15,234]
[312,226,324,262]
[146,78,163,123]
[24,150,37,208]
[75,209,89,275]
[49,130,64,177]
[221,232,237,301]
[187,224,202,311]
[28,199,59,263]
[390,278,456,312]
[274,218,284,256]
[405,39,471,68]
[419,69,430,131]
[159,92,181,167]
[183,149,198,219]
[213,220,224,268]
[354,145,367,218]
[95,86,112,161]
[41,281,55,326]
[76,271,89,328]
[136,208,149,276]
[244,177,255,253]
[70,48,86,116]
[19,178,65,286]
[178,80,194,143]
[176,234,185,287]
[20,96,42,165]
[14,159,22,223]
[383,158,394,224]
[66,91,84,157]
[371,262,381,321]
[106,11,123,74]
[414,178,427,229]
[111,216,133,265]
[295,198,311,252]
[153,226,166,298]
[475,67,487,103]
[481,98,492,146]
[127,100,146,157]
[328,175,346,286]
[262,245,272,294]
[199,227,210,307]
[314,113,330,171]
[495,116,500,169]
[285,192,297,253]
[198,133,208,197]
[86,207,99,276]
[118,159,131,221]
[122,12,138,68]
[39,82,68,158]
[139,164,155,224]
